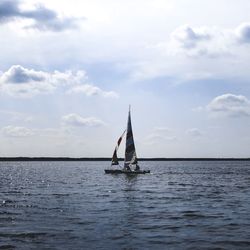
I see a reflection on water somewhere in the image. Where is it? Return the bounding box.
[0,161,250,249]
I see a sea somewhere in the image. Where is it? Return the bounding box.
[0,161,249,250]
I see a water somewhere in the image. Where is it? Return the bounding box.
[0,161,250,250]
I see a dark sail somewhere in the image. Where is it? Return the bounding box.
[111,150,119,165]
[111,130,126,165]
[105,106,150,174]
[124,107,138,168]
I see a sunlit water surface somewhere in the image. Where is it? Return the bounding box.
[0,161,250,249]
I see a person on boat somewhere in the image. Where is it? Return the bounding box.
[135,164,140,171]
[124,165,131,171]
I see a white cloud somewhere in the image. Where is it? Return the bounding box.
[1,117,105,139]
[146,134,176,143]
[171,25,211,49]
[0,65,86,86]
[0,65,83,97]
[153,126,171,133]
[1,125,35,137]
[168,24,232,58]
[0,110,33,122]
[186,128,202,137]
[0,65,118,98]
[1,64,46,83]
[131,22,250,82]
[145,126,176,145]
[0,0,83,32]
[206,93,250,117]
[235,22,250,44]
[170,23,250,55]
[62,113,106,127]
[68,84,119,98]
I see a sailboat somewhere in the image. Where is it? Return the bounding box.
[105,106,150,174]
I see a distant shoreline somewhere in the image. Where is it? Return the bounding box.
[0,157,250,161]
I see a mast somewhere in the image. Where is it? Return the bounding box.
[124,106,137,168]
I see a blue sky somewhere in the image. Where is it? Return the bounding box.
[1,0,250,157]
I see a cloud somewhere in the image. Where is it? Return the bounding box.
[146,134,176,143]
[145,126,176,145]
[171,25,211,49]
[206,93,250,117]
[153,126,171,133]
[0,0,83,32]
[62,113,106,127]
[132,21,250,82]
[1,113,106,138]
[68,84,119,98]
[0,0,20,22]
[186,128,202,137]
[167,24,233,59]
[0,65,118,98]
[1,65,47,84]
[170,23,250,57]
[0,65,77,97]
[0,110,33,122]
[235,23,250,44]
[1,125,34,137]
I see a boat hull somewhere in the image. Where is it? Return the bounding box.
[105,169,150,174]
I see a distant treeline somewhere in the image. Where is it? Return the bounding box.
[0,157,250,161]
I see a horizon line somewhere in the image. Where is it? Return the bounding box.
[0,157,250,161]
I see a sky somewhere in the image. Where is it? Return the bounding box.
[1,0,250,157]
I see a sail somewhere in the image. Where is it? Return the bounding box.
[111,150,119,165]
[124,107,138,167]
[104,106,150,174]
[111,130,126,165]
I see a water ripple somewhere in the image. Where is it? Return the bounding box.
[0,160,249,249]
